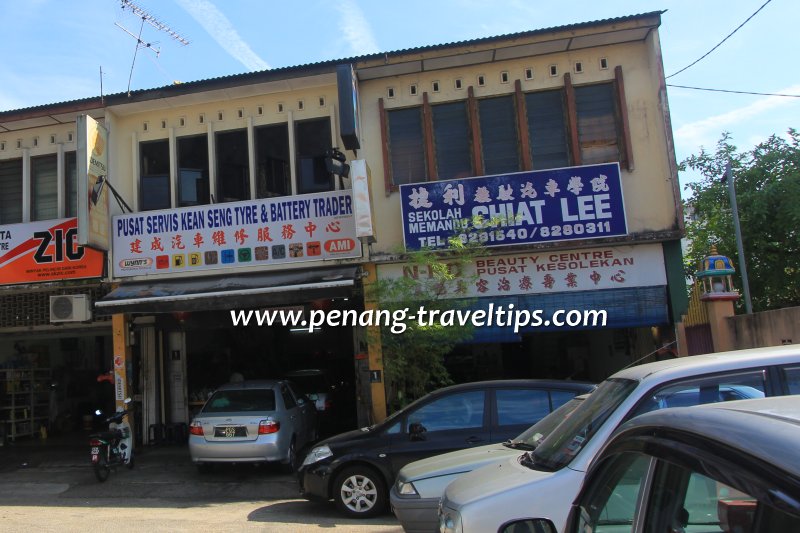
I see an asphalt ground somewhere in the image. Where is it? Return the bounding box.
[0,433,404,532]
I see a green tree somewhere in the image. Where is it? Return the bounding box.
[682,129,800,311]
[368,228,485,413]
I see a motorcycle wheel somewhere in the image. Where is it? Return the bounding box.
[94,453,110,482]
[126,449,135,470]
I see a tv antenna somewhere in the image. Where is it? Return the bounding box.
[116,0,189,95]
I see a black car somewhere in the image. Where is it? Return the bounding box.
[297,379,594,518]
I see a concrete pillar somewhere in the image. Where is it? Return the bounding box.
[362,263,387,423]
[112,312,136,445]
[705,299,737,352]
[675,321,689,357]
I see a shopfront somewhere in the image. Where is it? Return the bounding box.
[377,163,678,383]
[0,217,111,441]
[96,188,371,441]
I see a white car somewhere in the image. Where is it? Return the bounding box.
[438,344,800,533]
[390,394,589,532]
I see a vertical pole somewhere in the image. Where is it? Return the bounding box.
[362,263,387,423]
[725,161,753,314]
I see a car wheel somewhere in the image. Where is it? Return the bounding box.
[333,465,387,518]
[282,438,296,473]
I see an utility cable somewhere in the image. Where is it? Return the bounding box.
[667,84,800,98]
[666,0,773,79]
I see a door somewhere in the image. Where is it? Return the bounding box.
[387,389,489,475]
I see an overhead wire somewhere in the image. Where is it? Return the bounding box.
[666,84,800,98]
[666,0,773,79]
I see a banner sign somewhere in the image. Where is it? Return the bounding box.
[400,163,627,250]
[0,218,105,285]
[77,115,111,251]
[377,244,665,299]
[112,190,362,278]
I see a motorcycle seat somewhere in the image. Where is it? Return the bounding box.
[89,430,122,441]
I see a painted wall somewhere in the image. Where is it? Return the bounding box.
[729,307,800,349]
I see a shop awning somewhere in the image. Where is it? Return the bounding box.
[95,266,359,315]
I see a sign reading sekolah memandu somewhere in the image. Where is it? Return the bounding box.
[112,190,360,278]
[400,163,627,250]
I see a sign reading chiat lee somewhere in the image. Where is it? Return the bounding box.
[400,163,627,250]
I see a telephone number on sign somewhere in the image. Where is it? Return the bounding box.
[457,221,614,244]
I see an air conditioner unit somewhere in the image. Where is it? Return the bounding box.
[49,295,92,323]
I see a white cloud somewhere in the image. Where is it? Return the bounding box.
[336,0,380,56]
[674,84,800,152]
[175,0,269,71]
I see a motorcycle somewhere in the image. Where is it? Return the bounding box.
[89,398,134,482]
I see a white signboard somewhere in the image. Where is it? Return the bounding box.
[112,190,361,278]
[377,244,666,298]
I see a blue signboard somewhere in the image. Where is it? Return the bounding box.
[400,163,627,250]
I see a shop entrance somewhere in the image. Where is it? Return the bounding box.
[173,303,360,436]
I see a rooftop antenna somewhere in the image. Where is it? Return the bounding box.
[116,0,189,96]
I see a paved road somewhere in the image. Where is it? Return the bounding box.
[0,441,404,532]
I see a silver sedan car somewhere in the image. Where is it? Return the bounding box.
[189,380,317,472]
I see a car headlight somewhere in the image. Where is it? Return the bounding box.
[397,480,419,496]
[301,444,333,467]
[438,508,463,533]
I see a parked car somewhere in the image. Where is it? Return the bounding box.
[298,379,594,518]
[188,379,317,472]
[498,396,800,533]
[438,344,800,533]
[391,392,591,533]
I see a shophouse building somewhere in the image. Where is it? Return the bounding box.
[0,11,685,439]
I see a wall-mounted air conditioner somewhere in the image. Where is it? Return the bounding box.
[49,295,92,323]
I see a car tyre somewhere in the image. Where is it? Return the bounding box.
[333,465,387,518]
[281,438,296,474]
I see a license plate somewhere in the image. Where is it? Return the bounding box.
[91,447,99,454]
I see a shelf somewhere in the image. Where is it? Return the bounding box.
[1,368,51,442]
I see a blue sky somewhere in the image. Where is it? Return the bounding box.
[2,0,797,195]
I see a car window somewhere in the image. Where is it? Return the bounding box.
[407,391,484,432]
[783,366,800,394]
[551,389,579,410]
[203,389,276,412]
[643,461,800,533]
[281,385,297,409]
[629,370,766,419]
[529,378,637,471]
[516,396,584,447]
[577,452,652,533]
[496,389,550,426]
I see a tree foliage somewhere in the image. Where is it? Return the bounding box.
[368,232,483,413]
[682,129,800,311]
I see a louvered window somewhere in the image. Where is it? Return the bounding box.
[432,102,472,180]
[0,159,23,224]
[478,96,520,175]
[295,118,333,195]
[216,129,250,202]
[255,123,290,198]
[575,83,620,164]
[65,151,78,218]
[32,154,58,221]
[526,90,570,170]
[387,107,426,185]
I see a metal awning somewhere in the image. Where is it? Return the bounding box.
[95,266,359,315]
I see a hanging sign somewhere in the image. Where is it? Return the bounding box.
[400,163,627,250]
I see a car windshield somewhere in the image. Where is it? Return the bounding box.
[508,395,587,450]
[202,389,276,413]
[525,378,637,471]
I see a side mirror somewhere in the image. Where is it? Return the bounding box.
[500,519,557,533]
[409,422,427,441]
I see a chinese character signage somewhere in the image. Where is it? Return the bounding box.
[77,115,111,250]
[400,163,627,250]
[377,244,666,298]
[0,218,105,285]
[112,190,361,278]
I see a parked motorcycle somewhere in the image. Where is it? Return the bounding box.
[89,398,134,482]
